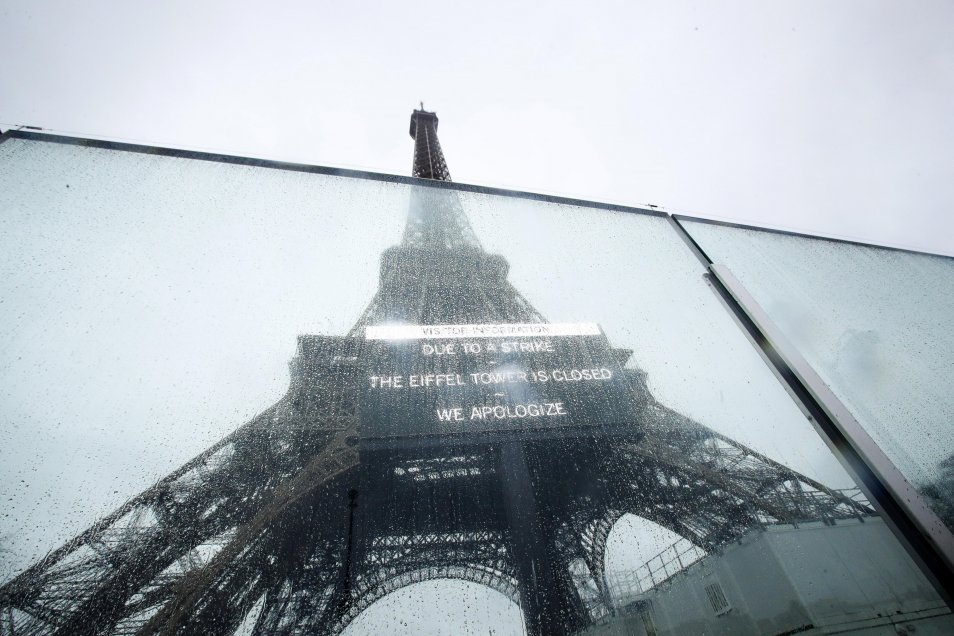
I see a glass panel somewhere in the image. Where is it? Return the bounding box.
[682,219,954,534]
[1,136,950,635]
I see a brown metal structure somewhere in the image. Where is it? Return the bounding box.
[0,108,874,636]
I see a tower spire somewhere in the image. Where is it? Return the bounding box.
[409,107,451,181]
[402,107,480,249]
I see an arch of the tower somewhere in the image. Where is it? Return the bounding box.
[335,565,522,635]
[600,513,703,601]
[544,420,879,621]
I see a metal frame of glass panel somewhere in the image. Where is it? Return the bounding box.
[668,215,954,604]
[2,126,951,610]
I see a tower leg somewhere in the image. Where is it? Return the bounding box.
[499,442,588,636]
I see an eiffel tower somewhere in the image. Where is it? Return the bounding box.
[0,108,874,636]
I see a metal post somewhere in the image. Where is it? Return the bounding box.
[336,489,359,614]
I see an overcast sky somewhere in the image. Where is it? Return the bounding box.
[1,0,953,256]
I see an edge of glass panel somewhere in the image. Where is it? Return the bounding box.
[6,127,950,261]
[672,212,954,261]
[0,128,670,220]
[669,216,954,608]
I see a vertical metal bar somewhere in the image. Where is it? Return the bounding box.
[499,441,587,635]
[335,489,359,613]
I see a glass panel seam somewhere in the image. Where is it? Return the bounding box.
[669,214,954,605]
[709,261,954,606]
[3,130,666,221]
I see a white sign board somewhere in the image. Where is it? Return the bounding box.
[365,323,601,340]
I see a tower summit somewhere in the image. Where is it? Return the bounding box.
[409,107,451,181]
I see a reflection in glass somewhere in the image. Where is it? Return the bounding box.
[681,220,954,535]
[0,131,950,635]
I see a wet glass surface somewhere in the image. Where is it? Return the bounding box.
[0,136,950,634]
[682,219,954,536]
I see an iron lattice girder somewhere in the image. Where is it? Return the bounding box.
[335,530,519,630]
[0,413,357,636]
[410,109,451,182]
[0,374,877,636]
[0,391,877,635]
[140,430,359,634]
[0,109,881,636]
[2,434,271,634]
